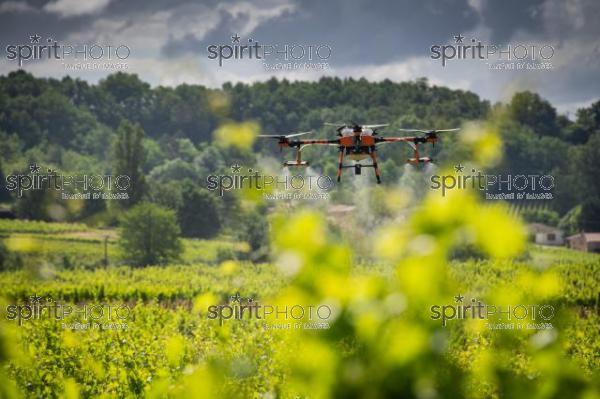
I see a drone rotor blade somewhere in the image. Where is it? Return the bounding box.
[285,131,313,138]
[258,130,313,138]
[364,124,389,129]
[432,128,460,133]
[398,128,461,134]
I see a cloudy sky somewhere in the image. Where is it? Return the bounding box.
[0,0,599,114]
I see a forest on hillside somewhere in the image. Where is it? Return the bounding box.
[0,70,598,238]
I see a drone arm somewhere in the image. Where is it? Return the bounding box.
[291,139,340,146]
[375,137,433,164]
[375,136,417,143]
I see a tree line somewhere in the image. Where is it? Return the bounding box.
[0,70,598,247]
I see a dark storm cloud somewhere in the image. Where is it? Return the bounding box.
[541,0,600,41]
[1,0,596,62]
[0,0,217,42]
[475,0,600,110]
[155,0,599,69]
[478,0,547,43]
[478,0,600,43]
[0,0,89,44]
[543,45,600,104]
[162,8,249,58]
[169,0,481,65]
[101,0,207,15]
[0,0,598,111]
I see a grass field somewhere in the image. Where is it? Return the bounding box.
[0,210,599,398]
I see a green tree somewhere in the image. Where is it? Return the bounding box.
[97,72,150,128]
[119,202,182,266]
[508,91,560,137]
[113,120,147,208]
[145,181,183,211]
[520,208,560,226]
[566,100,600,144]
[559,205,582,236]
[0,159,12,203]
[580,198,600,232]
[177,182,222,238]
[14,188,52,221]
[80,195,107,219]
[235,207,269,260]
[577,132,600,198]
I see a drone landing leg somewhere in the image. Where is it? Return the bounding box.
[337,150,345,182]
[370,152,382,184]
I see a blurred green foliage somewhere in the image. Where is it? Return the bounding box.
[0,194,598,397]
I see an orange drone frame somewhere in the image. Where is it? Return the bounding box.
[259,123,459,184]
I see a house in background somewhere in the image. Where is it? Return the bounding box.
[527,223,565,246]
[566,233,600,253]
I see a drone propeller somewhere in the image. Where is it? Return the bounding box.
[363,124,389,129]
[432,128,460,133]
[349,121,388,130]
[257,131,313,138]
[325,122,389,135]
[398,128,460,134]
[258,131,314,152]
[395,128,460,149]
